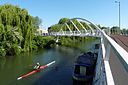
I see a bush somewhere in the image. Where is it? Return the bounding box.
[0,46,6,57]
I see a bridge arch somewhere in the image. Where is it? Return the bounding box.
[57,17,102,37]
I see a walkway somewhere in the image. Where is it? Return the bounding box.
[110,35,128,85]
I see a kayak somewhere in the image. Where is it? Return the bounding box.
[17,61,55,80]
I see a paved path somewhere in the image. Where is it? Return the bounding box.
[110,35,128,85]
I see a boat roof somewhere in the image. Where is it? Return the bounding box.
[75,52,95,66]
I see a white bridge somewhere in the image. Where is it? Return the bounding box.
[49,18,128,85]
[50,30,101,37]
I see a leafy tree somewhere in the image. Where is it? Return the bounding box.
[121,28,128,35]
[58,18,69,24]
[111,26,120,34]
[32,16,42,29]
[0,4,42,57]
[126,29,128,35]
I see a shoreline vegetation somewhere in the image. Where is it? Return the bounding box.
[58,36,98,50]
[0,4,48,57]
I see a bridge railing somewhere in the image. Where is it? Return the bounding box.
[93,44,107,85]
[93,30,128,85]
[49,30,102,37]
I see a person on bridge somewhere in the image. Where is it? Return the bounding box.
[34,62,40,70]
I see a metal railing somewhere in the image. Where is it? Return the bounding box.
[93,30,128,85]
[49,30,101,37]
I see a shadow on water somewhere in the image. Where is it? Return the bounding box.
[0,57,6,70]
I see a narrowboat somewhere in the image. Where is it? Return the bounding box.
[73,52,96,85]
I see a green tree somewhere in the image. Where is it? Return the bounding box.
[32,16,42,29]
[111,26,120,34]
[58,18,69,24]
[0,4,42,57]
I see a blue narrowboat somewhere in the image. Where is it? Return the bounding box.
[73,52,96,85]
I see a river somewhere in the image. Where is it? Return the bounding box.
[0,38,99,85]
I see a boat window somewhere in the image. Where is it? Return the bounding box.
[74,65,80,74]
[80,66,86,75]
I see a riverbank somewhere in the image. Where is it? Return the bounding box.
[58,36,100,52]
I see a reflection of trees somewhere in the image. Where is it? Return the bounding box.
[0,57,6,70]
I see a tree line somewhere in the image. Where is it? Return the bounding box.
[0,4,53,57]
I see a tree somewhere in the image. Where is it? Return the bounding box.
[58,18,69,24]
[32,16,42,29]
[121,28,128,35]
[0,4,42,57]
[111,26,120,34]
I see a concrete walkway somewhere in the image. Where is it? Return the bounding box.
[110,35,128,85]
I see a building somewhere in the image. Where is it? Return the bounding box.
[36,28,48,36]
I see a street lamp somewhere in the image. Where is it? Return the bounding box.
[115,1,120,34]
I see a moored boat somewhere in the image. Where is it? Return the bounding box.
[73,52,97,85]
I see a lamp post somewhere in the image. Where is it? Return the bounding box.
[115,1,120,34]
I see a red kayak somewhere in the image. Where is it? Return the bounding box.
[17,61,55,80]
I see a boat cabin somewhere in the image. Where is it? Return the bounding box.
[73,52,96,84]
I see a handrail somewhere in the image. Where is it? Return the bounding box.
[93,36,115,85]
[50,30,101,37]
[100,30,128,85]
[102,31,128,71]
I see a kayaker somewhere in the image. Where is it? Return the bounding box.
[34,62,40,70]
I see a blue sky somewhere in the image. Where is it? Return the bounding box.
[0,0,128,29]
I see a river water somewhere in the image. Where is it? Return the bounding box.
[0,38,99,85]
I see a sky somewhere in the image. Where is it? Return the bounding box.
[0,0,128,29]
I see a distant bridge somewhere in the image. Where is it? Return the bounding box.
[49,18,128,85]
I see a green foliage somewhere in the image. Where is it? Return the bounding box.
[59,36,97,50]
[58,18,69,24]
[0,46,6,57]
[33,36,55,49]
[110,26,120,34]
[49,24,62,32]
[120,28,128,35]
[0,4,42,57]
[32,16,42,29]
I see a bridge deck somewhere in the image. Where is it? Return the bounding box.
[110,35,128,85]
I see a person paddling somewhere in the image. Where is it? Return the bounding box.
[34,62,40,70]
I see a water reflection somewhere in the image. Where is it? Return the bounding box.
[0,57,6,70]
